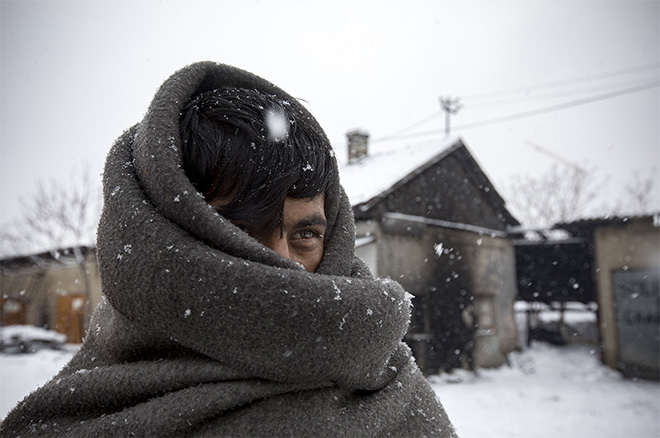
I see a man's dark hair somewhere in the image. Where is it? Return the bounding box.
[179,87,336,231]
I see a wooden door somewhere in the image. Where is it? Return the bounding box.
[55,294,86,343]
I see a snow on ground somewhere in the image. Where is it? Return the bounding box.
[1,342,658,437]
[0,345,79,420]
[432,342,660,438]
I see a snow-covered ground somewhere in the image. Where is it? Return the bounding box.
[432,343,659,438]
[0,345,78,420]
[1,343,658,437]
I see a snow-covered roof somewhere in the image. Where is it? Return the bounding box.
[337,136,460,206]
[0,246,95,272]
[508,214,660,241]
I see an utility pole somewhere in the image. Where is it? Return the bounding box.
[439,96,462,136]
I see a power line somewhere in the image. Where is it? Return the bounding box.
[461,63,659,102]
[373,80,659,143]
[376,71,658,141]
[386,110,443,137]
[467,76,659,108]
[453,80,658,132]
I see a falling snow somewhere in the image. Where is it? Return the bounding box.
[265,107,289,142]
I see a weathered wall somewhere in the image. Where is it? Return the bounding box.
[376,219,453,374]
[594,218,660,379]
[465,234,518,367]
[366,215,518,373]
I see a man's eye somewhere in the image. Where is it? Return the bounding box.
[291,229,321,240]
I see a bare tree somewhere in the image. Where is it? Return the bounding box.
[1,165,102,333]
[621,167,658,215]
[1,166,101,257]
[504,164,599,228]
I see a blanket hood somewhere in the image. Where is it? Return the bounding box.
[95,62,412,390]
[0,62,457,438]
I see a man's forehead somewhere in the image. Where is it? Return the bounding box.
[281,196,325,225]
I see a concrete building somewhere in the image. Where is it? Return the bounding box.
[340,133,520,374]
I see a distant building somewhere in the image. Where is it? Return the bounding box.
[0,247,102,343]
[339,133,520,373]
[592,216,660,380]
[512,215,660,380]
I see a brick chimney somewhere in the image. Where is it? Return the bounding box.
[346,129,369,163]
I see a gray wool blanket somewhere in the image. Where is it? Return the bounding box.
[0,62,457,437]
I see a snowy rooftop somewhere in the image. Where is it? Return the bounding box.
[337,135,460,206]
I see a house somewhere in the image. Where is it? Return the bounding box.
[0,246,102,343]
[339,131,520,374]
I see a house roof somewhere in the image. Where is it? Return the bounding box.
[507,214,659,245]
[338,136,519,226]
[553,214,659,238]
[338,136,460,206]
[0,246,95,274]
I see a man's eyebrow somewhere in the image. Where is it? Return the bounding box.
[289,215,327,230]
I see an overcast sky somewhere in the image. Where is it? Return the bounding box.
[1,0,658,230]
